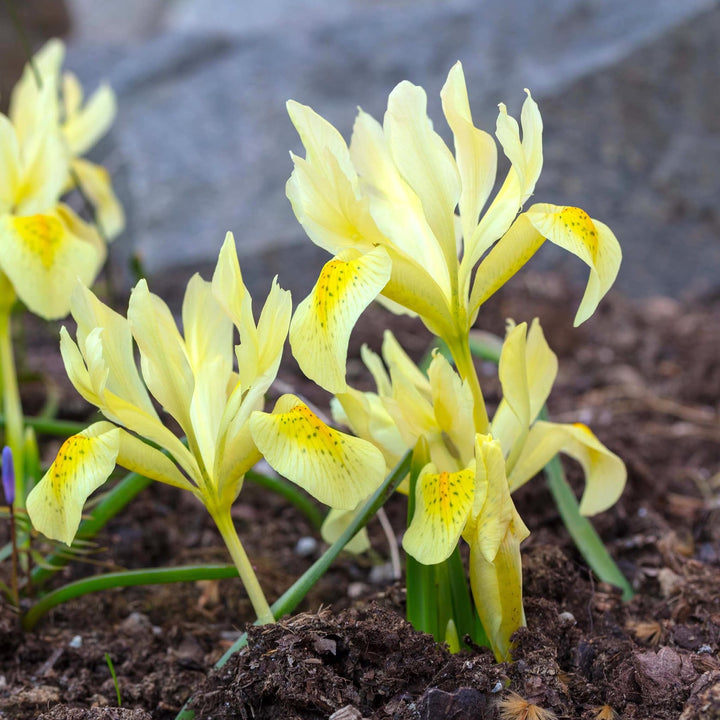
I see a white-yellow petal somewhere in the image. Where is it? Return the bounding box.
[249,394,386,510]
[26,422,119,545]
[70,283,157,418]
[70,158,125,239]
[350,108,453,300]
[183,274,233,474]
[0,206,105,320]
[128,279,194,433]
[469,212,545,317]
[440,62,497,248]
[63,80,116,156]
[403,463,475,565]
[211,232,253,331]
[507,420,626,515]
[0,115,21,214]
[236,276,291,393]
[427,352,475,466]
[290,247,391,394]
[525,204,621,326]
[384,80,459,266]
[321,506,371,554]
[460,90,543,280]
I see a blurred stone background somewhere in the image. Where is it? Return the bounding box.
[1,0,719,302]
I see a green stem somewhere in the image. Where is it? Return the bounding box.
[0,309,25,509]
[174,451,412,719]
[22,564,238,631]
[245,469,323,530]
[210,507,274,625]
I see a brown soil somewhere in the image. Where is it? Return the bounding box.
[1,273,719,719]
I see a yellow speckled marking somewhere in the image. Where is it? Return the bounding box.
[558,207,598,260]
[278,403,346,459]
[421,469,475,526]
[313,258,361,329]
[47,435,92,505]
[13,214,64,269]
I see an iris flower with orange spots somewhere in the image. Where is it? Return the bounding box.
[285,62,621,432]
[26,234,385,624]
[330,319,625,660]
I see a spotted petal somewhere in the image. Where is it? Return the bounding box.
[403,463,475,565]
[290,246,391,393]
[525,204,621,326]
[26,422,119,545]
[249,394,385,509]
[0,205,104,320]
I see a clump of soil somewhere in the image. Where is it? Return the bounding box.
[1,274,719,719]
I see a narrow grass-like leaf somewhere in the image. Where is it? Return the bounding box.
[22,564,238,630]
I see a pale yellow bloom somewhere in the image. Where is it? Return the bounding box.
[10,39,124,238]
[330,321,625,659]
[286,62,621,393]
[0,39,122,319]
[27,234,385,546]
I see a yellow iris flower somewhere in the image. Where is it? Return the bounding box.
[27,232,385,543]
[26,234,385,622]
[332,320,625,659]
[0,39,122,320]
[286,61,621,406]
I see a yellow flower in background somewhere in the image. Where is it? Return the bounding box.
[0,39,123,320]
[10,39,124,239]
[26,233,385,548]
[286,61,621,398]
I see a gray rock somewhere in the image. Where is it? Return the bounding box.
[63,0,719,300]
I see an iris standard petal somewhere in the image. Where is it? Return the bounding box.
[468,213,546,317]
[26,422,119,545]
[70,282,157,417]
[290,246,391,394]
[249,394,386,510]
[384,79,460,268]
[128,280,194,434]
[440,62,497,249]
[0,115,20,213]
[63,80,116,156]
[70,158,125,239]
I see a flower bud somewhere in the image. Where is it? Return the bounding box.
[2,446,15,506]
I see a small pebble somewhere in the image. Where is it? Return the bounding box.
[697,645,713,654]
[347,581,368,599]
[558,611,577,626]
[491,681,503,693]
[369,562,395,584]
[0,675,7,689]
[294,536,318,557]
[68,635,82,649]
